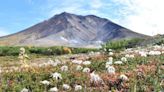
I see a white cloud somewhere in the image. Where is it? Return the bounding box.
[45,0,109,18]
[90,0,103,9]
[112,0,164,36]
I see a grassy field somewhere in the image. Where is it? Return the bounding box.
[0,45,164,92]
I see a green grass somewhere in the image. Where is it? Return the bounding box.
[0,54,163,91]
[0,45,164,91]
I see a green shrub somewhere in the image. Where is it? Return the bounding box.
[102,38,143,51]
[0,46,20,56]
[0,46,99,56]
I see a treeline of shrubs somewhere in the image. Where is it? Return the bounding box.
[155,39,164,45]
[0,46,98,56]
[102,38,144,51]
[0,38,144,56]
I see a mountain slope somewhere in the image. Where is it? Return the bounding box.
[0,12,148,47]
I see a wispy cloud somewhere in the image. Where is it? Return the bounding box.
[90,0,103,9]
[112,0,164,36]
[44,0,110,18]
[43,0,163,36]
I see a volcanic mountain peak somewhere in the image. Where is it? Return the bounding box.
[0,12,148,48]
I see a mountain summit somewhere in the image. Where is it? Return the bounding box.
[0,12,148,48]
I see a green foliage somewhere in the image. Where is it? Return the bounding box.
[28,47,64,55]
[0,46,98,56]
[71,48,98,54]
[0,46,20,56]
[102,38,143,50]
[102,39,128,50]
[155,39,164,45]
[89,60,106,72]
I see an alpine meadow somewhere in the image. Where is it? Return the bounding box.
[0,0,164,92]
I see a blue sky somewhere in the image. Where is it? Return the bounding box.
[0,0,163,36]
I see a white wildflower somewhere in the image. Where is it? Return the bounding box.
[95,52,101,55]
[105,57,113,68]
[20,47,26,54]
[82,61,91,65]
[148,51,161,56]
[125,54,134,58]
[55,59,62,65]
[52,72,62,80]
[162,51,164,54]
[89,51,94,55]
[24,54,29,58]
[61,65,68,72]
[90,71,104,85]
[38,63,47,67]
[108,49,113,52]
[62,60,67,64]
[20,88,29,92]
[82,67,90,73]
[48,59,62,67]
[75,84,82,91]
[108,52,114,56]
[63,84,70,90]
[114,61,123,65]
[104,48,107,52]
[153,45,161,50]
[76,65,83,71]
[18,47,29,66]
[48,58,54,63]
[139,51,147,57]
[130,55,134,58]
[40,80,50,85]
[121,57,127,62]
[107,66,115,74]
[47,58,55,66]
[49,87,58,92]
[52,62,58,67]
[160,79,164,86]
[119,74,128,81]
[72,60,83,64]
[108,57,113,62]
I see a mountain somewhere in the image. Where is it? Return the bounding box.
[0,12,148,48]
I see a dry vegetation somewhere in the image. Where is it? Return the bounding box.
[0,44,164,92]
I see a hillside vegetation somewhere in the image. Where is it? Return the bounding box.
[0,39,164,91]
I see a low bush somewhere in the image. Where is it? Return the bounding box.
[102,38,143,51]
[0,46,98,56]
